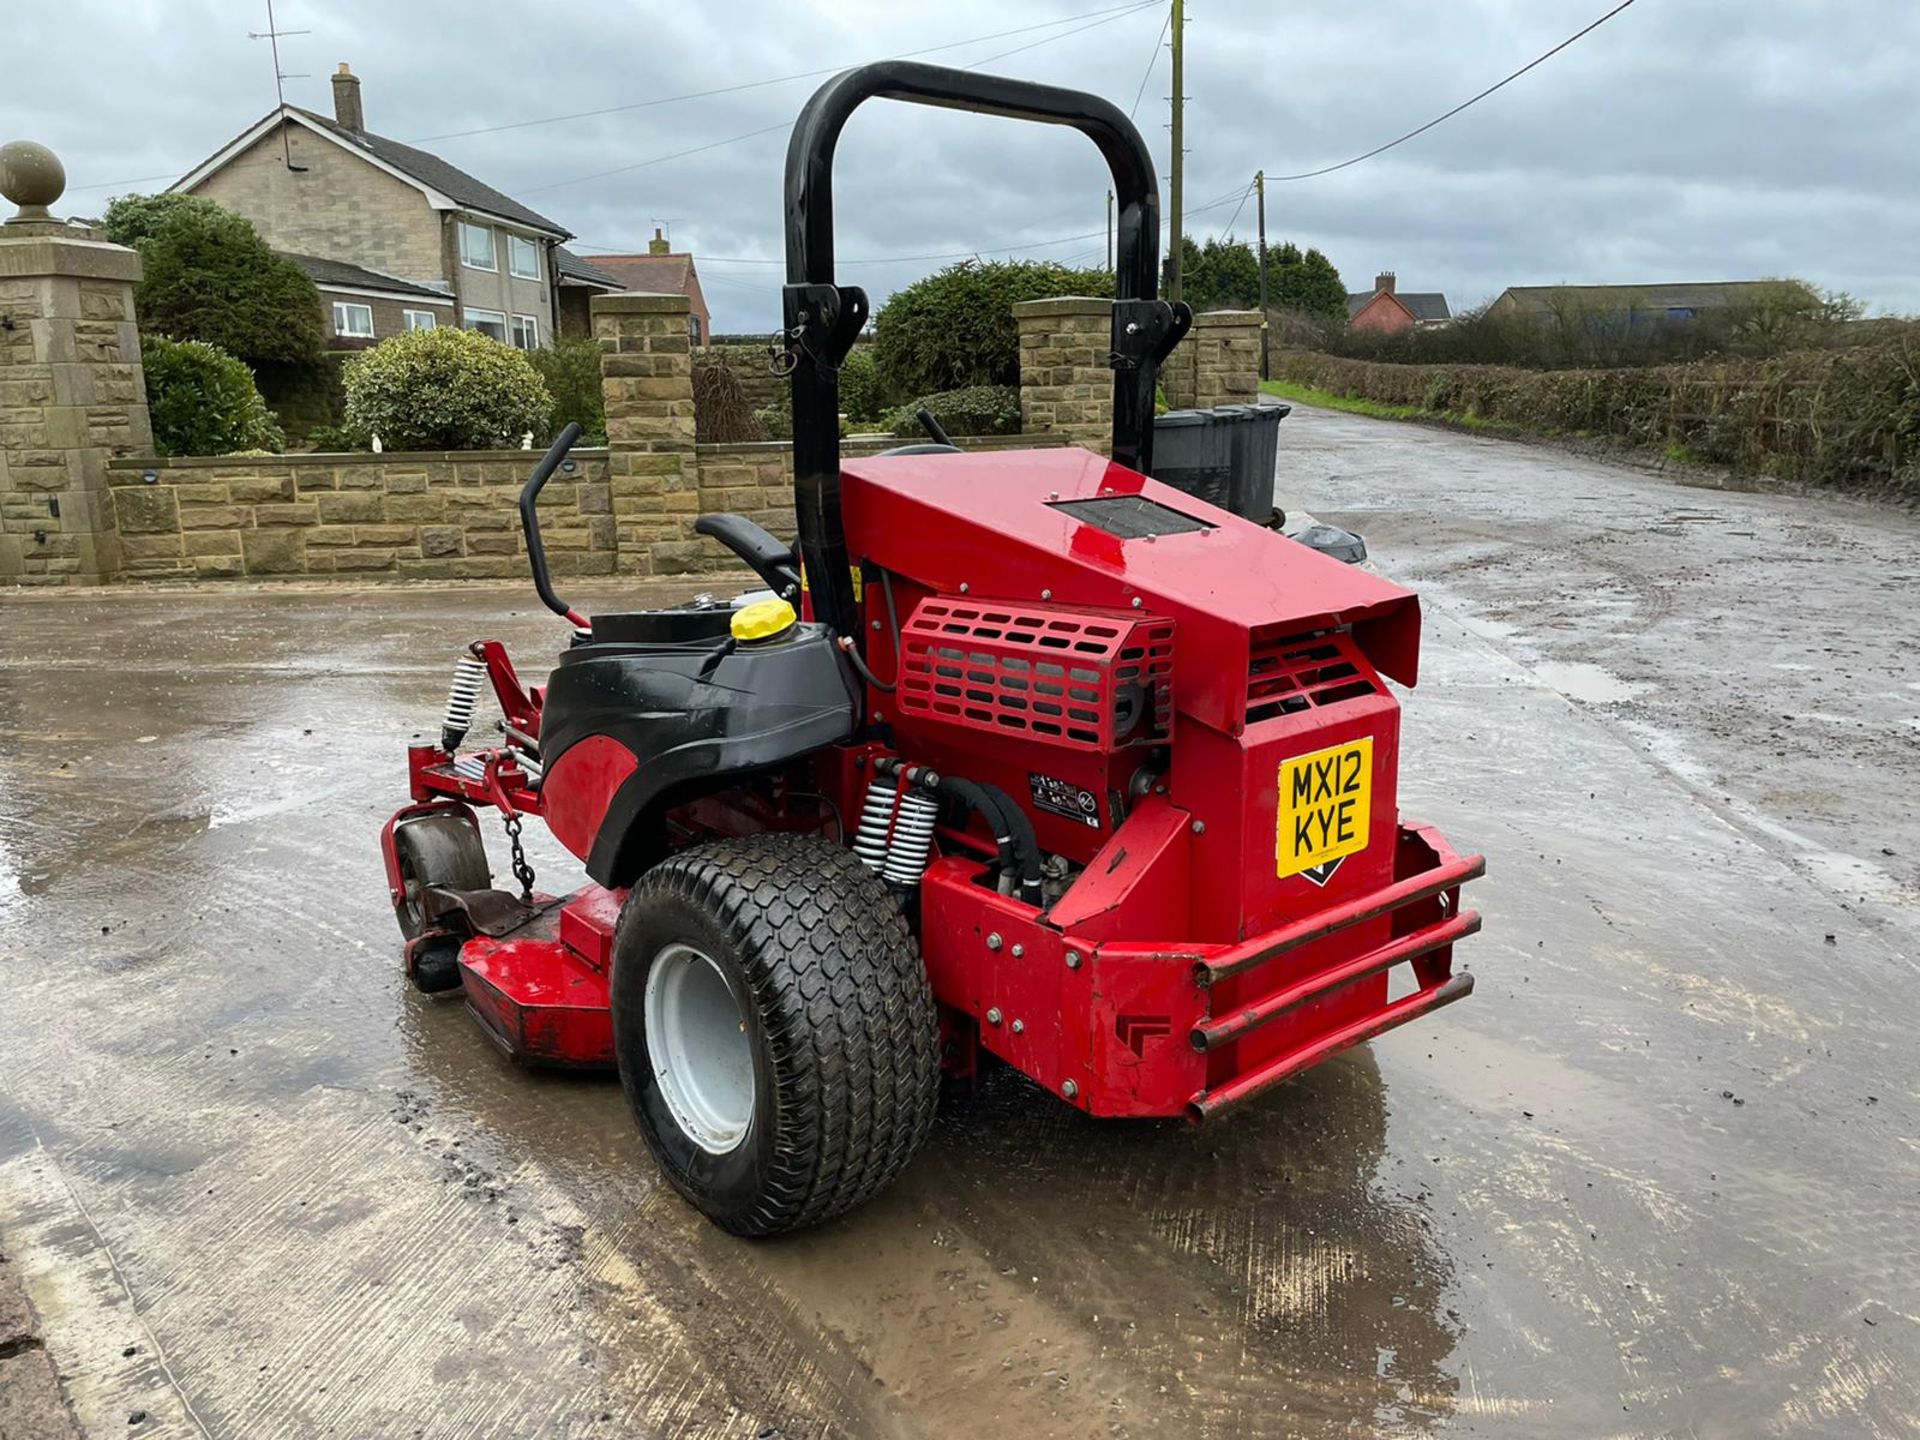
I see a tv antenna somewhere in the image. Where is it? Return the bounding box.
[250,0,311,171]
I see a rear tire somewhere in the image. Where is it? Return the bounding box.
[611,833,940,1236]
[393,813,489,993]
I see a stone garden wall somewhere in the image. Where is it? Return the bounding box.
[105,449,613,580]
[0,159,1254,588]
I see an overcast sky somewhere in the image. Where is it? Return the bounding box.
[8,1,1916,333]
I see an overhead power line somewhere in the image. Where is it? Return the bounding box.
[1262,0,1638,182]
[413,0,1159,144]
[66,0,1158,194]
[515,2,1156,197]
[1128,4,1172,120]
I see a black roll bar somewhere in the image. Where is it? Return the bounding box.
[781,61,1192,645]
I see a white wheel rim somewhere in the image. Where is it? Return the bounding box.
[644,942,755,1155]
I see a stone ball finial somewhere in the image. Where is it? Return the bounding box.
[1,141,66,222]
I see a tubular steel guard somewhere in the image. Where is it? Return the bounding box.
[782,60,1187,647]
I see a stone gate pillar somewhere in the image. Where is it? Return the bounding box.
[593,291,699,575]
[1014,297,1113,454]
[0,141,150,585]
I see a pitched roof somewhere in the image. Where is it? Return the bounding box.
[589,252,700,297]
[1493,282,1785,313]
[281,251,451,299]
[554,246,623,288]
[172,105,570,239]
[1347,289,1451,322]
[290,108,569,237]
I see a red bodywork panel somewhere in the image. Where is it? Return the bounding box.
[389,443,1480,1119]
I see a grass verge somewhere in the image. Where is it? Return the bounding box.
[1259,379,1532,436]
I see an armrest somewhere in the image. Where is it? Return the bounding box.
[694,513,802,598]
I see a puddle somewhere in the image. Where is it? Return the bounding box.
[1532,661,1649,704]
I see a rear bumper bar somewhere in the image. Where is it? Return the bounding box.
[1185,824,1482,1119]
[1190,972,1474,1119]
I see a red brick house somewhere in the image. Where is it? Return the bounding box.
[588,231,713,343]
[1346,272,1451,334]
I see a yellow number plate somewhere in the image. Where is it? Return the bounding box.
[1276,737,1373,877]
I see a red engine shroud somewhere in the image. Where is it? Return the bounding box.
[383,445,1479,1119]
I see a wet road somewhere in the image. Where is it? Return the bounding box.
[1,408,1916,1438]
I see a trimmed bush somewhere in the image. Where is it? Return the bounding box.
[883,385,1022,439]
[836,346,884,424]
[872,260,1113,404]
[105,193,325,373]
[1270,345,1920,495]
[527,336,607,444]
[140,335,285,456]
[343,327,551,451]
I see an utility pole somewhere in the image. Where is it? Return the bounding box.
[1106,189,1114,273]
[1254,170,1270,380]
[1167,0,1184,303]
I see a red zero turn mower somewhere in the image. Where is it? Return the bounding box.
[380,62,1483,1236]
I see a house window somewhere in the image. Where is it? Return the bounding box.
[463,308,508,342]
[402,309,438,332]
[508,235,540,280]
[688,314,702,343]
[459,221,496,271]
[511,314,539,350]
[331,301,374,338]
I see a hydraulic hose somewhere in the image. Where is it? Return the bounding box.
[975,781,1044,905]
[936,776,1018,892]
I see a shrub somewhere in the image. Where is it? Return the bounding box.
[526,336,606,443]
[140,335,285,456]
[871,260,1113,403]
[304,421,365,452]
[883,385,1022,439]
[693,360,768,443]
[753,398,791,440]
[104,193,324,373]
[343,328,551,450]
[1268,343,1920,496]
[836,346,884,424]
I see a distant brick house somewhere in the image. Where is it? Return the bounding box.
[1346,272,1452,334]
[170,63,621,349]
[587,232,713,343]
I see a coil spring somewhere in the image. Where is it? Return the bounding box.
[883,790,938,887]
[852,777,896,874]
[441,655,488,750]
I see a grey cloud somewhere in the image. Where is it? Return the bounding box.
[5,0,1912,333]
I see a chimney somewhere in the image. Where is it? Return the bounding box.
[1375,270,1397,295]
[648,227,671,256]
[332,63,365,133]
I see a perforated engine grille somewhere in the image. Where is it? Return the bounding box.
[898,600,1174,751]
[1246,629,1381,724]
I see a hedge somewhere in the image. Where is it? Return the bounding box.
[140,335,285,456]
[1272,346,1920,495]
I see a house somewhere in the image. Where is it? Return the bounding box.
[170,63,621,349]
[1346,272,1452,334]
[553,247,626,338]
[282,252,456,348]
[1486,281,1793,325]
[587,232,713,344]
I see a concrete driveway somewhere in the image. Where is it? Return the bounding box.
[1,405,1915,1438]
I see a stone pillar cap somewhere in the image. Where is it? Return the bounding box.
[1,140,66,224]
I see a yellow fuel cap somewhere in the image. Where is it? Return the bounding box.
[731,596,798,643]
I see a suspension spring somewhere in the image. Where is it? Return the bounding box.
[852,777,897,874]
[882,790,939,887]
[441,655,488,753]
